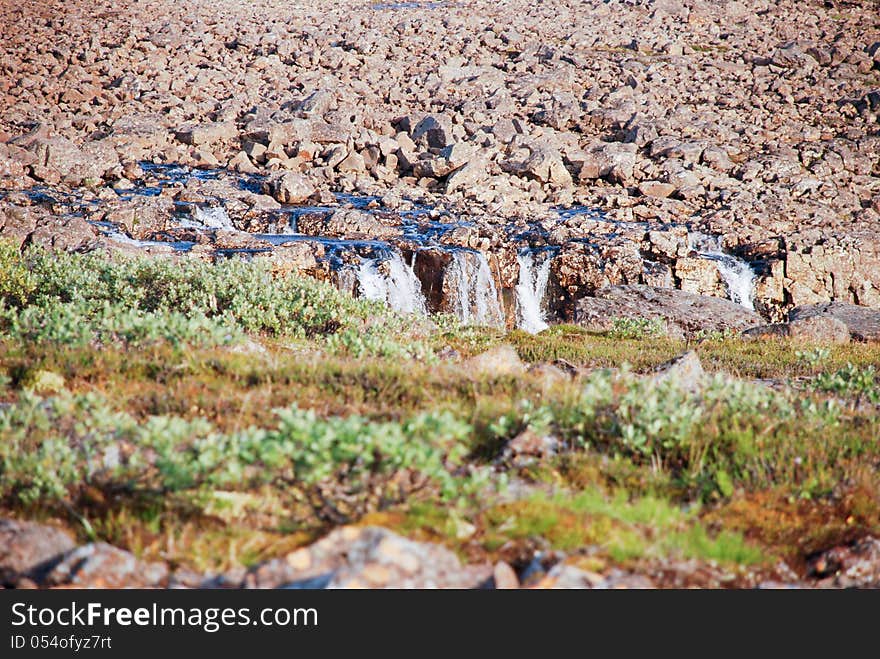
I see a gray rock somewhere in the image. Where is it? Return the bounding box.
[743,316,851,344]
[263,171,317,204]
[44,542,169,588]
[575,285,761,339]
[789,303,880,342]
[245,526,491,589]
[0,519,76,585]
[652,351,705,390]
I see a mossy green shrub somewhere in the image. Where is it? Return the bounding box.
[488,368,872,500]
[0,391,477,520]
[608,317,665,340]
[810,364,880,403]
[0,244,431,357]
[0,241,36,307]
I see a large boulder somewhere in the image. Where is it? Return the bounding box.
[574,285,762,339]
[102,196,176,240]
[262,171,317,204]
[742,315,851,344]
[0,202,38,248]
[788,302,880,342]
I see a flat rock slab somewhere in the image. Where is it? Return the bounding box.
[575,285,761,339]
[789,302,880,342]
[245,526,492,589]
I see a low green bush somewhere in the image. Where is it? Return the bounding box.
[811,363,880,403]
[0,391,478,520]
[608,317,665,340]
[0,243,430,357]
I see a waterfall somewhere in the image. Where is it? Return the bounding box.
[446,250,505,327]
[191,205,236,231]
[385,251,428,314]
[356,259,388,302]
[515,249,552,333]
[355,251,427,315]
[688,232,757,310]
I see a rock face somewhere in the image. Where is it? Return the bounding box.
[788,303,880,342]
[245,526,492,589]
[574,285,762,339]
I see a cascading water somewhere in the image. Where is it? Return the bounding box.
[515,249,553,333]
[356,259,388,301]
[190,205,236,231]
[355,251,427,315]
[688,232,757,310]
[445,250,505,327]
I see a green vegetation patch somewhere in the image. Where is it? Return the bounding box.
[0,242,430,359]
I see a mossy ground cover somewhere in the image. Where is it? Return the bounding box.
[1,243,879,580]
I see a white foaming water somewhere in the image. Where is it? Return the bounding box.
[356,251,427,315]
[446,251,505,327]
[356,259,388,301]
[515,250,553,333]
[102,229,194,252]
[688,232,756,310]
[191,205,236,231]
